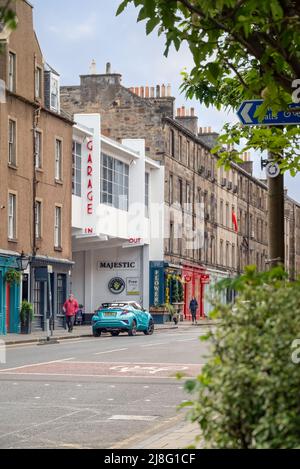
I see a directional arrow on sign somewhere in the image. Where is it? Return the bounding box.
[237,100,300,126]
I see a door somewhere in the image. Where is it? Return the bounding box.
[6,283,10,333]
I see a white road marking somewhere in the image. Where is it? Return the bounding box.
[110,385,116,388]
[94,348,128,355]
[109,415,158,421]
[34,397,41,400]
[108,399,114,401]
[0,357,75,373]
[141,342,165,348]
[0,410,83,440]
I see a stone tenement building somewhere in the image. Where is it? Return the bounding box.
[60,63,300,314]
[0,0,73,334]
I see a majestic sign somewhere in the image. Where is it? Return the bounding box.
[108,277,126,295]
[97,262,136,270]
[237,100,300,126]
[86,140,94,215]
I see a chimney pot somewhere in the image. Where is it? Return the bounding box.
[161,84,166,97]
[150,86,155,98]
[145,86,149,98]
[177,108,181,117]
[181,106,185,117]
[191,108,195,117]
[89,59,97,75]
[199,127,202,134]
[140,86,145,98]
[167,84,171,97]
[134,87,139,96]
[156,85,160,98]
[106,62,111,74]
[204,127,207,133]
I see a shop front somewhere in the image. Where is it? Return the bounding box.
[30,257,73,331]
[0,254,21,335]
[182,263,210,321]
[149,261,184,323]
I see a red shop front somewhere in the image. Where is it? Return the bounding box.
[183,264,210,320]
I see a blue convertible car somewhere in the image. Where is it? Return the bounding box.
[92,301,154,337]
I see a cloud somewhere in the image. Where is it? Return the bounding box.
[49,15,97,42]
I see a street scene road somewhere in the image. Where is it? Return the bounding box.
[0,326,210,449]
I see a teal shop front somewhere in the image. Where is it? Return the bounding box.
[0,255,21,335]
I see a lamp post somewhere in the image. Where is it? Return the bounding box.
[16,251,30,272]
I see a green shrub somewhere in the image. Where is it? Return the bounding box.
[20,301,34,323]
[183,266,300,449]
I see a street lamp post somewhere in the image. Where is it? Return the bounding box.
[16,251,30,272]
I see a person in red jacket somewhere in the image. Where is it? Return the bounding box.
[63,293,79,333]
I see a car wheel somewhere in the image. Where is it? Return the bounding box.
[111,331,120,337]
[93,329,101,337]
[128,320,137,336]
[144,319,154,335]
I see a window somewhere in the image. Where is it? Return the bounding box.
[232,244,236,269]
[226,203,229,227]
[101,153,129,210]
[186,183,191,206]
[33,281,42,317]
[179,135,183,161]
[51,76,59,111]
[186,140,190,167]
[226,242,230,267]
[169,129,175,157]
[8,193,16,240]
[8,52,16,92]
[55,139,62,181]
[35,67,42,99]
[72,141,82,196]
[179,179,183,206]
[54,206,62,248]
[220,240,224,265]
[35,131,42,169]
[145,172,149,217]
[169,222,174,253]
[35,201,42,239]
[8,193,16,239]
[57,274,66,316]
[169,174,173,205]
[8,119,16,165]
[220,200,224,225]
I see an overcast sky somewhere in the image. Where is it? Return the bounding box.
[31,0,300,201]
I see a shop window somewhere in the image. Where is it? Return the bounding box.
[57,274,66,316]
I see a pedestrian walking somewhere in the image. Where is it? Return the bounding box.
[189,297,198,325]
[63,293,79,333]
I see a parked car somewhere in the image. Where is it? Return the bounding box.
[92,302,154,337]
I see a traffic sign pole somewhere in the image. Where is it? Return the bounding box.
[237,100,287,270]
[267,151,285,269]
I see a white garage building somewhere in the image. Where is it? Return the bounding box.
[71,114,164,316]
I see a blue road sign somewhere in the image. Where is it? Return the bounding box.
[237,100,300,126]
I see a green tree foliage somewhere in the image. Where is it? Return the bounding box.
[0,0,17,32]
[117,0,300,172]
[182,266,300,448]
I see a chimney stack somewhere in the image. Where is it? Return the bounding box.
[89,59,97,75]
[175,106,198,134]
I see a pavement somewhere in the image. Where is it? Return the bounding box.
[1,319,216,345]
[0,324,214,449]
